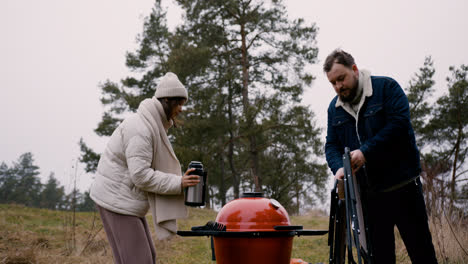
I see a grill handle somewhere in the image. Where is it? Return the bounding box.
[295,230,329,236]
[177,229,328,237]
[274,225,303,231]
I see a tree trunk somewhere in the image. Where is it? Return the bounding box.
[218,137,227,206]
[295,183,300,216]
[449,117,463,210]
[240,22,261,192]
[227,79,240,199]
[228,139,240,199]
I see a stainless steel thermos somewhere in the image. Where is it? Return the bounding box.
[184,161,207,206]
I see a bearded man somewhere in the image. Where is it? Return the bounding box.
[324,49,437,263]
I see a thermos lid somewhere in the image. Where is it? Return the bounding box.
[189,161,203,168]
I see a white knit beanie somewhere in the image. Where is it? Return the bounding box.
[154,72,188,99]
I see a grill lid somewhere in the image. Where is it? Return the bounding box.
[215,192,291,231]
[177,192,328,238]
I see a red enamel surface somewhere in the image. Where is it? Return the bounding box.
[213,196,293,264]
[213,236,294,264]
[215,197,291,231]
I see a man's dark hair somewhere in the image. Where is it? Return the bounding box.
[323,49,355,73]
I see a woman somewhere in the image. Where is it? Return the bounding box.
[90,72,200,264]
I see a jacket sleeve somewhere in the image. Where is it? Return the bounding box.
[124,135,182,195]
[360,79,412,158]
[325,104,344,175]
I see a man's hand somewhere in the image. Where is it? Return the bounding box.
[350,149,366,173]
[334,167,344,179]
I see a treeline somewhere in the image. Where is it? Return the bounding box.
[0,152,94,211]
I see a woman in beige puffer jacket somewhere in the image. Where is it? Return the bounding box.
[90,72,199,264]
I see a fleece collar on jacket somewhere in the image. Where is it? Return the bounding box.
[137,97,186,240]
[335,69,373,120]
[139,97,178,162]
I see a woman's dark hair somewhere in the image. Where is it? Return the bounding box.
[158,97,186,127]
[323,49,355,73]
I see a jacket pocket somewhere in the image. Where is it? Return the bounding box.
[331,115,354,145]
[122,175,147,201]
[363,103,384,137]
[363,103,383,118]
[332,114,352,127]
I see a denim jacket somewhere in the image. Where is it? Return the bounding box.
[325,76,421,192]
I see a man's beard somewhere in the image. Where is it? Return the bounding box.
[339,78,359,103]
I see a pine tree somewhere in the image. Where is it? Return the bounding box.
[172,0,326,208]
[79,1,173,174]
[80,0,328,210]
[40,172,65,210]
[405,57,444,214]
[425,65,468,210]
[6,153,42,207]
[77,191,95,212]
[0,162,15,203]
[79,138,100,173]
[406,56,436,150]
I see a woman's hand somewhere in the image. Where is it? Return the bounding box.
[181,168,200,188]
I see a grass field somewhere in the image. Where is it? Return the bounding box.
[0,204,329,264]
[1,203,466,263]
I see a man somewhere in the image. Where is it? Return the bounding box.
[324,49,437,263]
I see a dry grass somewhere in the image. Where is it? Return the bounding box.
[0,204,330,264]
[1,204,466,263]
[393,212,468,264]
[289,210,330,263]
[0,204,112,264]
[428,212,468,264]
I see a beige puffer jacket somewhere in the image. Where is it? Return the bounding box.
[90,99,184,219]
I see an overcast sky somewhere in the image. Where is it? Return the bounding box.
[1,0,467,193]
